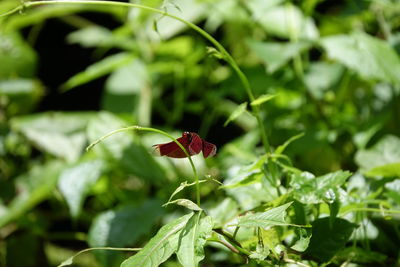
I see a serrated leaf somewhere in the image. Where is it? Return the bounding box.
[121,213,193,267]
[176,213,213,267]
[291,171,352,204]
[61,53,135,91]
[237,202,292,228]
[58,160,104,218]
[163,199,202,211]
[250,94,276,106]
[223,102,248,127]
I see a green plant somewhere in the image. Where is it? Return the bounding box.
[1,0,400,266]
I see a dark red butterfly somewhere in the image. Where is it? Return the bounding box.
[153,132,217,158]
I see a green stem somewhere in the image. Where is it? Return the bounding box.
[86,125,200,206]
[2,0,271,153]
[58,247,141,267]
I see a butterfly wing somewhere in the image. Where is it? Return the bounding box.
[153,134,191,158]
[202,140,217,158]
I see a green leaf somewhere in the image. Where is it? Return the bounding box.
[163,199,202,211]
[11,112,95,162]
[106,59,148,95]
[306,217,357,262]
[335,247,387,264]
[237,202,292,228]
[206,198,239,228]
[0,78,43,115]
[321,32,400,84]
[222,156,267,189]
[61,53,135,91]
[176,213,213,267]
[89,200,164,247]
[0,161,63,228]
[249,243,270,261]
[166,180,208,203]
[0,31,37,78]
[304,62,344,99]
[67,26,112,48]
[248,40,311,73]
[88,200,164,266]
[223,102,248,127]
[365,162,400,178]
[250,94,276,106]
[385,180,400,204]
[291,171,352,204]
[275,132,304,155]
[87,112,166,183]
[290,228,311,252]
[121,213,193,267]
[58,160,104,218]
[247,4,318,39]
[355,135,400,176]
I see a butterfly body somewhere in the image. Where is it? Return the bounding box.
[153,132,216,158]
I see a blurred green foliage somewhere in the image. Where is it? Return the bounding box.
[1,0,400,266]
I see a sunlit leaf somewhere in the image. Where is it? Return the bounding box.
[163,199,202,211]
[249,243,270,261]
[321,32,400,84]
[248,40,311,73]
[247,4,318,39]
[176,212,213,267]
[11,112,95,162]
[121,213,193,267]
[365,162,400,178]
[290,228,311,252]
[237,202,292,228]
[304,62,344,99]
[58,160,105,218]
[355,135,400,177]
[206,198,239,228]
[61,53,135,91]
[290,171,352,204]
[250,94,276,106]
